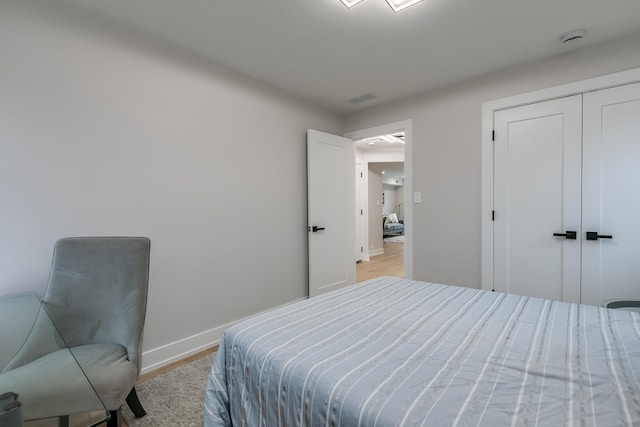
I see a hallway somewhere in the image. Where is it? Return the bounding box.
[356,242,404,282]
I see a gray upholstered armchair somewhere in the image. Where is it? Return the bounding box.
[0,237,150,427]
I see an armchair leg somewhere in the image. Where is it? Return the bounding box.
[106,407,122,427]
[58,416,69,427]
[125,387,147,418]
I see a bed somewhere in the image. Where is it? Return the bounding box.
[204,277,640,426]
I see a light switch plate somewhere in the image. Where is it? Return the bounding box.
[414,191,422,203]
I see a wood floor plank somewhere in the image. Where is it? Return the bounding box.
[356,241,404,282]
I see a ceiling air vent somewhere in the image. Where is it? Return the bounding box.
[348,93,376,104]
[561,29,586,45]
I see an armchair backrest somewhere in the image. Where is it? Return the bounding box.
[42,237,150,374]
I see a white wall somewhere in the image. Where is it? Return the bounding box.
[383,185,404,218]
[382,186,396,216]
[344,32,640,289]
[0,0,341,370]
[394,185,405,221]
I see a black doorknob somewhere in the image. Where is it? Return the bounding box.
[586,231,613,241]
[553,231,577,240]
[311,226,325,233]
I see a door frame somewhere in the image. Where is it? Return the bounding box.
[481,67,640,292]
[355,161,365,262]
[345,119,413,279]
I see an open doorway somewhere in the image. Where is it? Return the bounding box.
[358,161,405,282]
[345,120,412,281]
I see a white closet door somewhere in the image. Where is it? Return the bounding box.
[582,82,640,306]
[493,95,582,302]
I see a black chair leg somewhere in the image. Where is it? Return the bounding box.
[125,387,147,418]
[58,416,69,427]
[106,408,121,427]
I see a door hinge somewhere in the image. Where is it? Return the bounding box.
[361,247,363,253]
[360,172,363,178]
[492,210,495,221]
[361,209,363,215]
[492,130,495,141]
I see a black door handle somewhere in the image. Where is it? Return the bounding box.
[553,231,577,240]
[311,226,325,233]
[586,231,613,241]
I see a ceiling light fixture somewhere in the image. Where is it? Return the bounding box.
[385,0,423,12]
[361,134,405,144]
[340,0,423,12]
[381,135,404,143]
[340,0,365,8]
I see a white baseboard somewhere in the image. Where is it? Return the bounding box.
[140,324,227,375]
[369,248,384,257]
[140,296,308,375]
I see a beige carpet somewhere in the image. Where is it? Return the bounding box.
[122,353,215,427]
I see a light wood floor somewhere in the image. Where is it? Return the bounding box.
[357,241,404,282]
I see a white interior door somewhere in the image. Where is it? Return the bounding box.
[581,82,640,305]
[493,95,582,302]
[307,129,356,297]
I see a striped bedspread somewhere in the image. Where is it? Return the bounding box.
[204,277,640,426]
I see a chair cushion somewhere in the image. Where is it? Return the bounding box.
[0,343,137,419]
[73,343,138,410]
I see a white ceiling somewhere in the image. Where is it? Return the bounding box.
[370,162,405,185]
[354,131,405,150]
[57,0,640,114]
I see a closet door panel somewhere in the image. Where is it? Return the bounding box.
[582,82,640,305]
[493,95,582,302]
